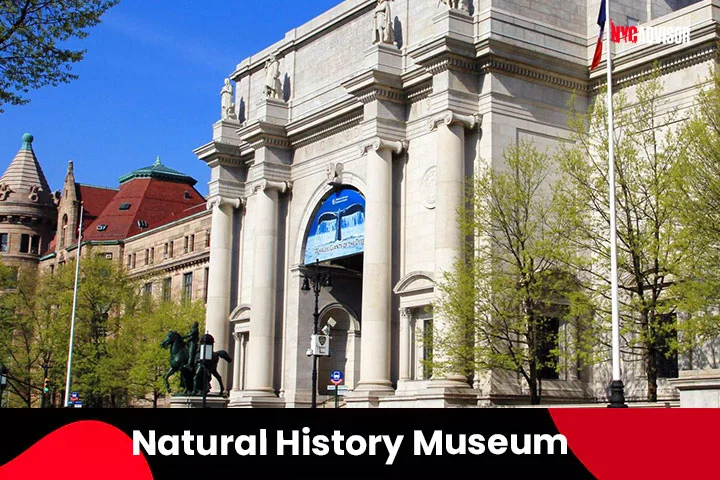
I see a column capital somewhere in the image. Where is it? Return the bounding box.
[399,307,412,320]
[206,196,244,210]
[428,111,481,132]
[359,137,408,156]
[252,179,292,195]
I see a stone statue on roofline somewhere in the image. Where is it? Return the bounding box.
[221,78,237,120]
[373,0,394,45]
[438,0,469,13]
[263,53,282,100]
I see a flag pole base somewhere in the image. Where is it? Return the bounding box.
[608,380,628,408]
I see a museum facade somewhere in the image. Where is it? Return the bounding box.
[196,0,720,407]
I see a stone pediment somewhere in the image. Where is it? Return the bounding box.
[393,271,434,296]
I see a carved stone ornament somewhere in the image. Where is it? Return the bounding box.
[263,53,283,100]
[221,78,237,120]
[421,166,437,209]
[373,0,394,45]
[0,183,12,201]
[437,0,469,13]
[326,162,344,186]
[28,185,41,203]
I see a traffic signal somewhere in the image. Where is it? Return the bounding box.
[43,378,50,393]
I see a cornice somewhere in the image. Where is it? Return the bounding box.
[238,121,291,150]
[193,141,244,167]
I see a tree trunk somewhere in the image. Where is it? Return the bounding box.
[529,359,540,405]
[647,342,658,402]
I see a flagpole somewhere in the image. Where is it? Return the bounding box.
[605,0,626,408]
[63,202,84,408]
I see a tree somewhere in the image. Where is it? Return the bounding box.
[0,0,119,111]
[433,142,594,405]
[557,70,698,402]
[37,251,139,407]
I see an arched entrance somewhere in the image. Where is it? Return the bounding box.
[317,304,361,395]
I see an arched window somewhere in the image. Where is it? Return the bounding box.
[60,214,68,249]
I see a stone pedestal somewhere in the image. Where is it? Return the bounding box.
[255,98,288,125]
[669,370,720,408]
[228,393,286,409]
[212,119,243,144]
[433,8,474,43]
[169,395,229,409]
[364,43,403,74]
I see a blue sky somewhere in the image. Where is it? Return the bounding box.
[0,0,342,196]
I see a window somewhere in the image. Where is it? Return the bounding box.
[119,203,131,210]
[538,317,560,380]
[61,214,68,248]
[0,233,8,252]
[127,255,132,268]
[19,234,29,253]
[163,243,168,259]
[131,253,136,269]
[205,229,211,248]
[422,318,433,380]
[163,277,172,302]
[30,235,39,255]
[145,249,149,265]
[204,267,209,304]
[169,240,174,258]
[656,314,679,379]
[189,234,195,253]
[96,224,108,232]
[143,282,153,297]
[137,220,148,229]
[150,247,154,264]
[183,272,193,302]
[183,236,189,254]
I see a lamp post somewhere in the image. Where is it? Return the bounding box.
[199,332,215,408]
[0,364,8,408]
[301,259,332,409]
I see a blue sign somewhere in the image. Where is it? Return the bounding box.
[304,189,365,265]
[330,370,343,384]
[70,391,79,400]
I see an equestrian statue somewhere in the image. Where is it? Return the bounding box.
[160,322,232,396]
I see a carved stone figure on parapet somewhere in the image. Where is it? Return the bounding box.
[438,0,469,13]
[263,53,283,100]
[373,0,394,45]
[221,78,237,120]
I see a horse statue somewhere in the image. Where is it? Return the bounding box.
[160,330,233,396]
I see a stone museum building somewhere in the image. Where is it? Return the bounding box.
[0,134,213,306]
[196,0,720,408]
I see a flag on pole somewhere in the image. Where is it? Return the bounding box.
[590,0,607,70]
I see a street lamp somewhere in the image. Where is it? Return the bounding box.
[199,332,215,408]
[301,258,332,408]
[0,364,8,408]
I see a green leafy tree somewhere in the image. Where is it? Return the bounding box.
[38,251,139,407]
[0,0,119,111]
[557,70,698,402]
[433,142,594,405]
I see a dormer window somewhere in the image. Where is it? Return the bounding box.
[184,191,192,199]
[96,224,108,232]
[119,203,131,210]
[137,220,148,229]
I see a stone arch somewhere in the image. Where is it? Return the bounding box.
[293,173,366,266]
[316,302,361,393]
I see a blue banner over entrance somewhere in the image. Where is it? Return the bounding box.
[304,188,365,265]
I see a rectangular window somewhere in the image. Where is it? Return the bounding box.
[169,241,174,258]
[127,255,132,268]
[183,272,193,302]
[538,317,560,380]
[183,236,188,254]
[204,267,209,304]
[143,282,153,297]
[657,314,679,379]
[150,247,154,264]
[163,277,172,302]
[422,318,433,380]
[189,234,195,253]
[145,249,149,265]
[163,243,168,259]
[131,253,136,269]
[30,235,39,255]
[0,233,8,252]
[205,229,211,248]
[19,234,29,253]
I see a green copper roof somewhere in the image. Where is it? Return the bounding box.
[118,156,197,186]
[21,133,34,151]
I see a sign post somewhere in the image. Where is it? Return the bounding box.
[330,370,343,409]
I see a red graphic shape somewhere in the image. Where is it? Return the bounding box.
[0,420,153,480]
[550,409,720,480]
